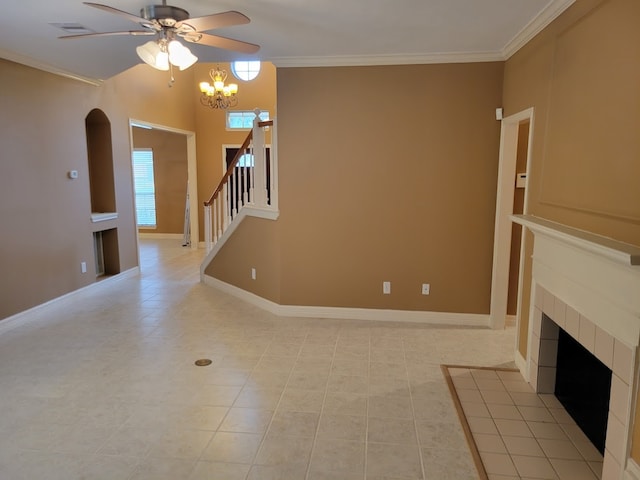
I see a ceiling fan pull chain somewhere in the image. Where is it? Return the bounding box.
[168,62,175,87]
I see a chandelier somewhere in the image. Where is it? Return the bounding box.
[199,66,239,109]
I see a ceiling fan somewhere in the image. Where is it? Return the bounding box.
[59,1,260,72]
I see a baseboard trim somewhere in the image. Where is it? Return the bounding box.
[202,275,490,327]
[514,350,528,381]
[138,233,184,240]
[626,459,640,480]
[0,267,140,336]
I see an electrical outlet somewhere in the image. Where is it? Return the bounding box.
[422,283,430,295]
[81,261,87,274]
[383,281,391,294]
[251,268,256,280]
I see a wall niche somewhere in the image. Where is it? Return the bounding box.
[93,229,120,278]
[85,109,116,215]
[85,109,119,277]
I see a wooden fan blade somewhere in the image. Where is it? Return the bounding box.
[183,32,260,54]
[83,2,152,26]
[175,11,250,33]
[59,31,155,39]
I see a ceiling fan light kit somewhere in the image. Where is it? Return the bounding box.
[136,35,198,71]
[61,1,260,84]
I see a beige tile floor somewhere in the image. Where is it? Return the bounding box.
[0,238,517,480]
[446,367,604,480]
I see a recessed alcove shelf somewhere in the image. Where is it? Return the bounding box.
[90,212,118,223]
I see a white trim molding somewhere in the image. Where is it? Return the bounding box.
[501,0,576,59]
[490,107,535,330]
[202,275,489,327]
[626,460,640,480]
[273,0,575,69]
[0,48,103,86]
[91,212,118,222]
[0,267,140,336]
[271,51,504,68]
[514,350,528,381]
[138,233,184,240]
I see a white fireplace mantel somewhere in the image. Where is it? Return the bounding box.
[512,214,640,347]
[512,214,640,480]
[512,215,640,266]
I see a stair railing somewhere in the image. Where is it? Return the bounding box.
[203,111,277,253]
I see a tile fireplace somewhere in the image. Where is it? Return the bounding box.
[512,215,640,480]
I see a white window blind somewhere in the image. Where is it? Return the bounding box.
[132,149,157,227]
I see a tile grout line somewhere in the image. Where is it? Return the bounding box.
[449,365,605,480]
[303,332,341,480]
[199,330,278,479]
[403,336,427,480]
[191,334,264,479]
[251,331,308,477]
[441,365,490,480]
[363,332,371,480]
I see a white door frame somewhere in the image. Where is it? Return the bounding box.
[489,108,534,329]
[129,119,199,250]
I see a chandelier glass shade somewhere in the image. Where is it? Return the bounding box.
[199,66,239,109]
[136,38,198,71]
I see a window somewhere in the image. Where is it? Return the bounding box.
[230,61,261,81]
[132,149,157,227]
[237,153,254,167]
[226,110,270,130]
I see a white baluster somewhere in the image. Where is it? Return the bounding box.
[270,117,279,210]
[252,113,268,208]
[217,196,223,240]
[249,144,255,204]
[243,163,249,206]
[212,198,218,244]
[204,205,212,253]
[223,183,229,230]
[231,168,237,218]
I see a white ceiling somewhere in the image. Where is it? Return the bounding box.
[0,0,574,83]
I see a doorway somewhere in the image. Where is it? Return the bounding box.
[489,108,534,339]
[129,119,199,259]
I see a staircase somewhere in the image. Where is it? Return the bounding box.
[200,110,279,274]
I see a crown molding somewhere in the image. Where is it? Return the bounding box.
[272,0,576,68]
[501,0,576,59]
[0,48,103,86]
[270,51,504,68]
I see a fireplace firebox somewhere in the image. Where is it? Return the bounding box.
[555,323,612,454]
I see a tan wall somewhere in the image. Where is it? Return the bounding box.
[503,0,640,246]
[503,0,640,459]
[208,62,504,312]
[193,62,277,241]
[207,217,282,302]
[132,128,188,234]
[0,60,197,320]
